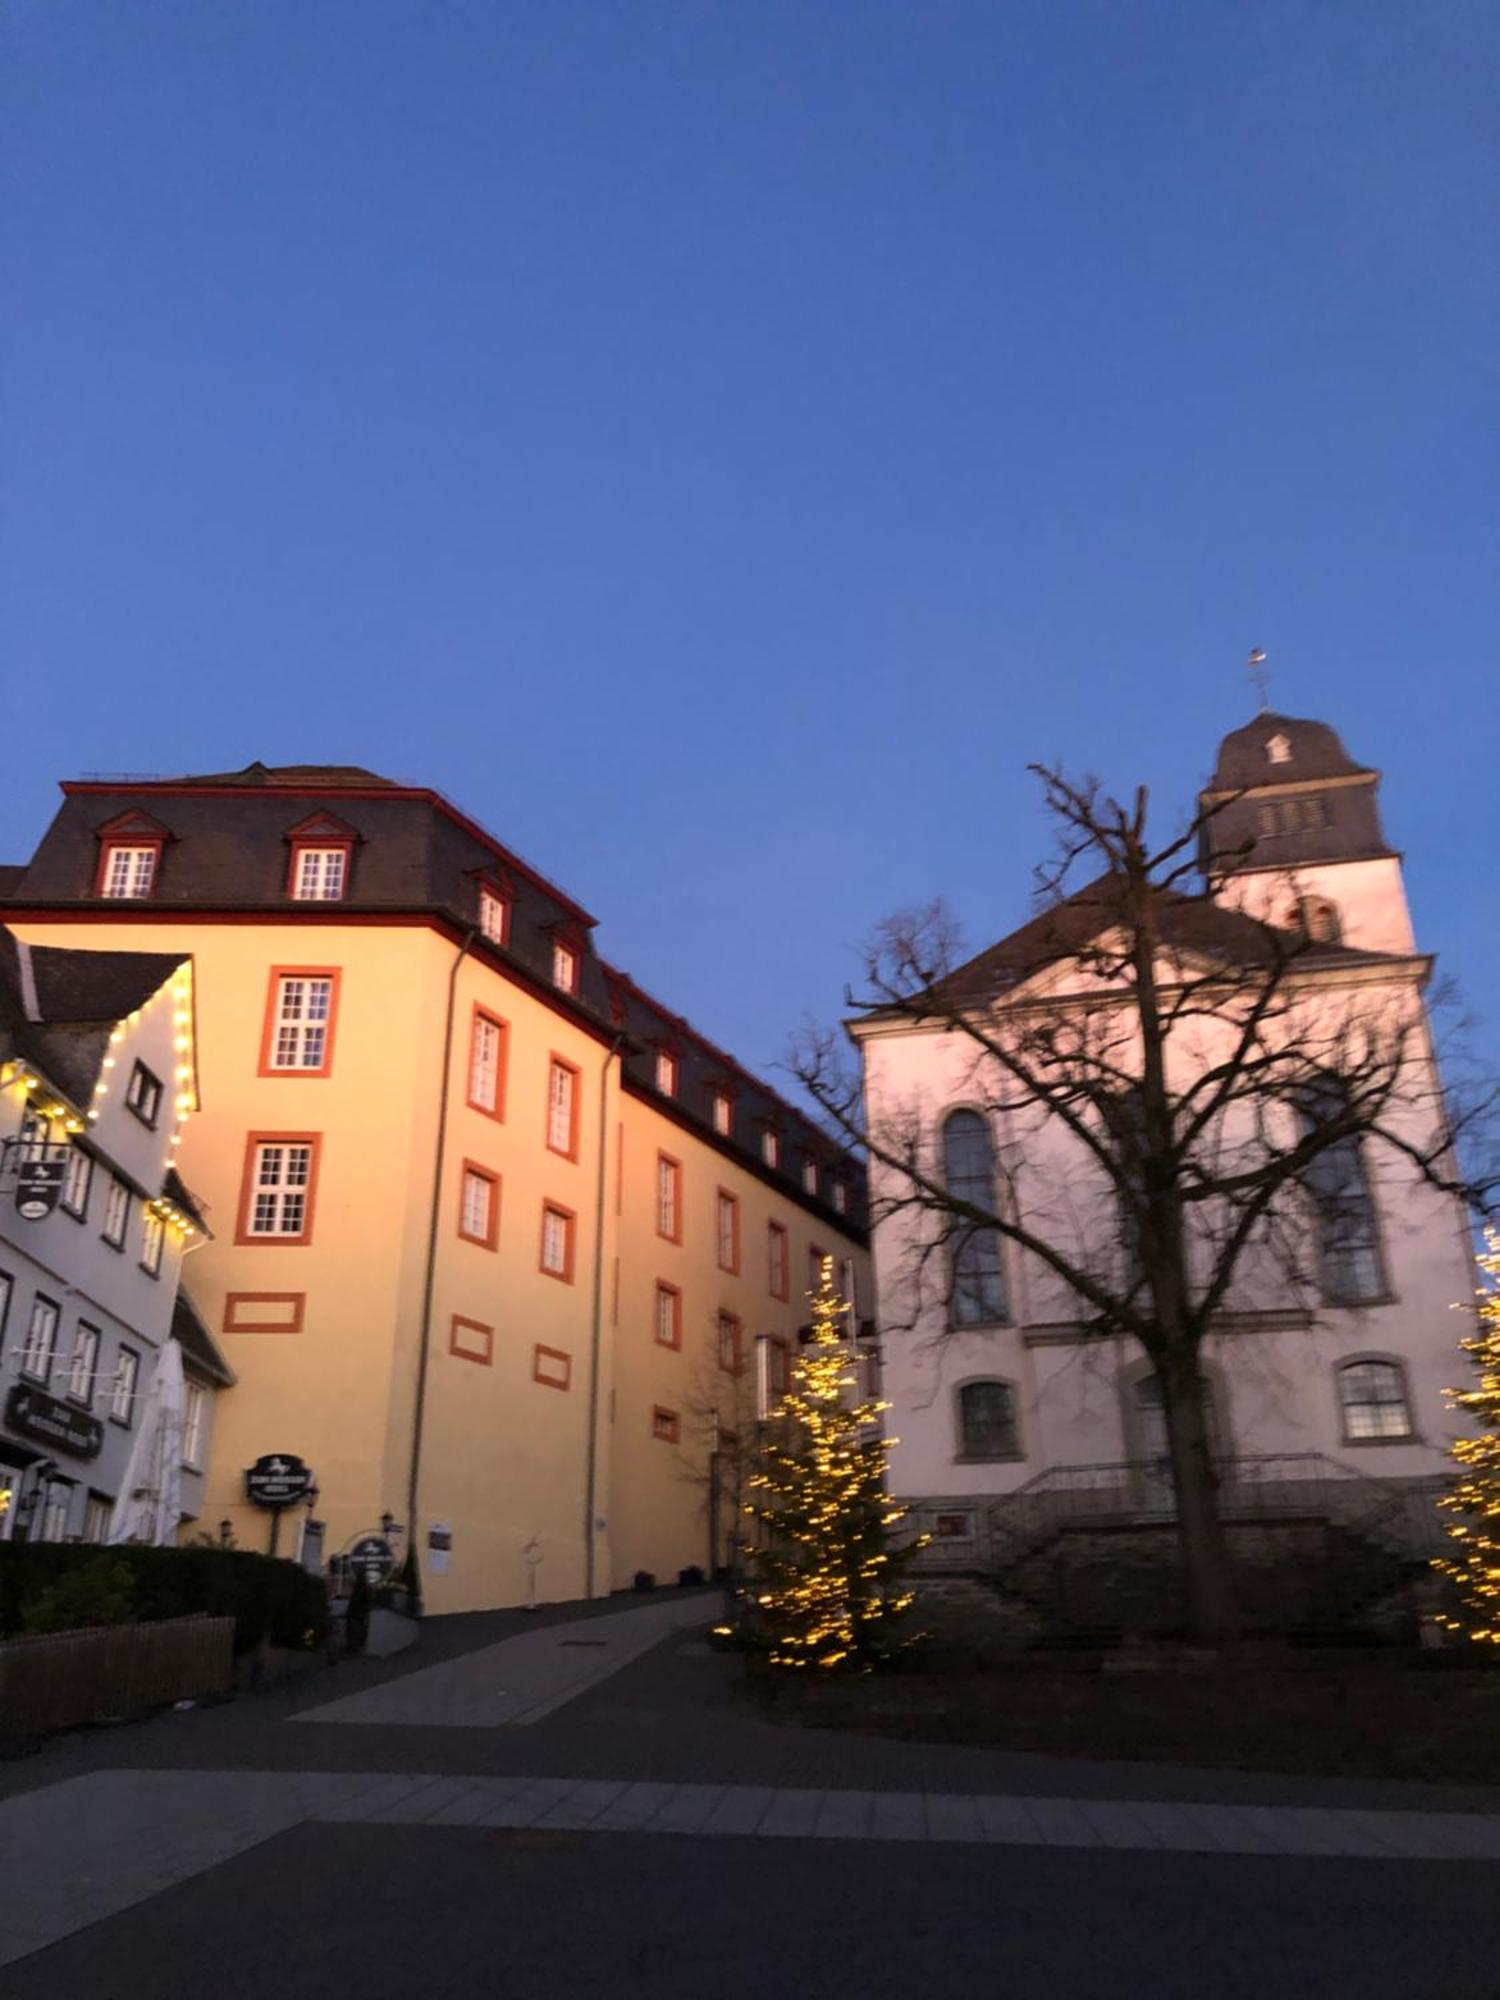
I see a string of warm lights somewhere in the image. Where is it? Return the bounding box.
[1436,1228,1500,1646]
[736,1255,926,1672]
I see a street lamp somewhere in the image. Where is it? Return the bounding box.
[218,1519,233,1547]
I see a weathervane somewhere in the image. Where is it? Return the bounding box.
[1246,647,1270,712]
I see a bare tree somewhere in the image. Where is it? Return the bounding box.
[793,767,1495,1642]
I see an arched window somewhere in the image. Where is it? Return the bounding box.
[1336,1359,1413,1442]
[1291,896,1342,946]
[1295,1078,1385,1305]
[941,1110,1008,1325]
[957,1380,1019,1460]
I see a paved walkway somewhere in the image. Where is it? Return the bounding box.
[4,1591,1500,1982]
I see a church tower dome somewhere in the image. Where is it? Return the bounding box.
[1199,712,1393,877]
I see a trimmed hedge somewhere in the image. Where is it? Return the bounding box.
[0,1543,327,1655]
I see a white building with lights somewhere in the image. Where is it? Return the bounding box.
[0,928,232,1545]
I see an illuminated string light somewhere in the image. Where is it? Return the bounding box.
[1436,1229,1500,1646]
[740,1256,926,1672]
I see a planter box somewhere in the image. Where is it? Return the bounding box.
[0,1614,234,1740]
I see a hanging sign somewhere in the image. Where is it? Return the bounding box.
[244,1453,314,1509]
[348,1533,396,1586]
[5,1383,104,1461]
[14,1149,67,1222]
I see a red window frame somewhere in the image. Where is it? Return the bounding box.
[466,1006,509,1122]
[449,1314,494,1366]
[808,1243,828,1298]
[715,1188,740,1274]
[457,1159,501,1250]
[258,967,342,1079]
[234,1132,322,1247]
[533,1344,572,1391]
[285,838,354,902]
[478,881,512,948]
[767,1335,791,1398]
[656,1152,682,1245]
[655,1049,678,1097]
[653,1281,682,1350]
[95,836,165,900]
[545,1053,581,1160]
[651,1405,681,1444]
[551,936,581,995]
[767,1221,789,1300]
[539,1199,577,1283]
[717,1311,744,1377]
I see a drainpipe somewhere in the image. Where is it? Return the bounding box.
[583,1034,624,1597]
[407,926,477,1608]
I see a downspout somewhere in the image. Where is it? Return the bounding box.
[583,1034,625,1597]
[407,926,477,1607]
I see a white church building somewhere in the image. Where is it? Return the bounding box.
[852,714,1475,1630]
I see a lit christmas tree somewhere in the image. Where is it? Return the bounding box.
[1436,1228,1500,1646]
[743,1256,924,1670]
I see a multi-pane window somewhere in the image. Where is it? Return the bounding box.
[39,1482,71,1542]
[468,1010,506,1117]
[459,1165,498,1248]
[942,1110,1009,1325]
[111,1346,139,1426]
[652,1406,680,1444]
[716,1191,739,1273]
[717,1312,743,1375]
[831,1180,847,1215]
[711,1091,731,1136]
[83,1494,112,1543]
[19,1295,59,1382]
[245,1141,315,1239]
[958,1380,1019,1460]
[183,1382,207,1467]
[761,1130,780,1170]
[1297,1080,1385,1305]
[269,975,335,1071]
[102,1176,130,1248]
[61,1146,93,1219]
[1337,1360,1413,1442]
[767,1221,789,1300]
[540,1202,575,1280]
[101,845,157,899]
[292,847,347,901]
[125,1062,162,1126]
[656,1155,681,1241]
[654,1283,681,1349]
[139,1209,165,1277]
[546,1058,577,1156]
[478,886,510,947]
[766,1336,790,1400]
[552,940,579,993]
[802,1160,818,1197]
[655,1051,677,1097]
[67,1322,100,1405]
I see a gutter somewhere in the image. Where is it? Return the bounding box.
[406,925,477,1607]
[583,1034,624,1598]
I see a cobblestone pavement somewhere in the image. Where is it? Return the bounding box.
[3,1591,1500,1995]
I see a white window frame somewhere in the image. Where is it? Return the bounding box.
[140,1207,165,1276]
[1336,1358,1414,1443]
[712,1091,731,1136]
[19,1294,60,1382]
[67,1321,100,1406]
[656,1156,680,1240]
[802,1160,818,1196]
[183,1382,207,1468]
[768,1222,788,1298]
[125,1062,162,1127]
[761,1130,780,1170]
[111,1346,140,1426]
[479,886,509,946]
[61,1145,93,1219]
[292,846,348,902]
[469,1013,503,1114]
[270,975,334,1071]
[551,939,579,993]
[460,1167,495,1245]
[82,1493,111,1543]
[716,1191,738,1272]
[832,1180,847,1214]
[546,1059,576,1156]
[540,1204,572,1278]
[102,1176,130,1248]
[717,1312,742,1375]
[655,1050,677,1097]
[654,1283,680,1348]
[102,844,157,899]
[247,1142,314,1238]
[39,1480,71,1542]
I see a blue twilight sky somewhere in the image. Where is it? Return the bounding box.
[2,2,1496,1098]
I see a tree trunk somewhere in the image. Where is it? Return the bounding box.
[1158,1344,1238,1642]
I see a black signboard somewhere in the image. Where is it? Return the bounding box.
[5,1382,104,1461]
[14,1152,66,1222]
[245,1453,314,1509]
[347,1533,395,1585]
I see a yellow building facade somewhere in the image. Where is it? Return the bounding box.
[1,767,869,1613]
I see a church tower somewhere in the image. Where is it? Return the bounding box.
[1199,713,1415,956]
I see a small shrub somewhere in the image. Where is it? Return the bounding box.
[21,1557,135,1636]
[633,1570,657,1593]
[678,1565,706,1587]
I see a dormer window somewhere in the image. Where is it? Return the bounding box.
[761,1129,781,1170]
[1266,733,1292,765]
[551,939,579,994]
[831,1180,848,1215]
[802,1159,819,1197]
[655,1050,678,1098]
[291,847,347,901]
[100,844,159,899]
[711,1090,732,1136]
[478,885,510,947]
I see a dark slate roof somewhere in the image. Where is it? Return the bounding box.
[0,865,23,896]
[0,927,186,1105]
[175,762,397,788]
[164,1166,210,1232]
[172,1290,236,1386]
[922,874,1393,1011]
[1206,714,1374,793]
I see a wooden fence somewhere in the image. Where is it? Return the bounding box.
[0,1615,235,1739]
